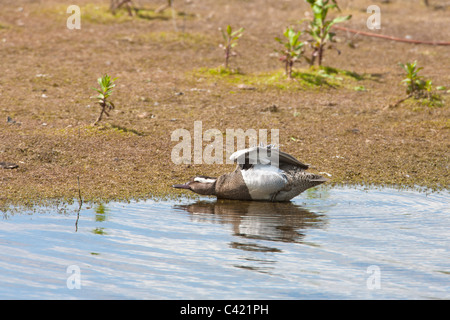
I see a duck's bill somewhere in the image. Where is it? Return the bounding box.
[172,183,191,189]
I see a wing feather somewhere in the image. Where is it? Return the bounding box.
[230,146,309,169]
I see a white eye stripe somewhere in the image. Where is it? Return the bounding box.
[194,177,216,183]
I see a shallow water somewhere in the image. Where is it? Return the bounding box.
[0,187,448,299]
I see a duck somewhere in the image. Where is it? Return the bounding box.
[173,145,327,202]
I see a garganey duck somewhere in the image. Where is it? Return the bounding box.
[173,146,327,202]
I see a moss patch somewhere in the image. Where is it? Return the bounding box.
[191,66,374,91]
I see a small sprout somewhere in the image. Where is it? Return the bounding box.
[275,28,305,79]
[304,0,351,66]
[219,25,244,70]
[91,74,117,126]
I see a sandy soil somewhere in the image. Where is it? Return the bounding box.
[0,0,449,207]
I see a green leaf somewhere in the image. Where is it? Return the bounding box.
[294,42,305,50]
[220,28,227,41]
[231,27,244,37]
[331,14,351,25]
[324,3,337,11]
[326,14,351,33]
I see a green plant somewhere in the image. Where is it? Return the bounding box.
[91,74,118,125]
[275,28,305,79]
[396,61,446,107]
[219,25,244,70]
[304,0,351,66]
[399,61,428,98]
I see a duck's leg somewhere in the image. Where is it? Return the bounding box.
[270,191,280,202]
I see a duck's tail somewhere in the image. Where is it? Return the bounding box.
[309,175,328,183]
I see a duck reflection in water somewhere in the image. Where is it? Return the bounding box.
[174,199,327,249]
[175,200,327,273]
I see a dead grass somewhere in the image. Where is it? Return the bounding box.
[0,0,449,208]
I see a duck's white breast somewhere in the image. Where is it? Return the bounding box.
[240,165,288,200]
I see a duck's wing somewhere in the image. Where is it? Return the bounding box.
[277,150,309,169]
[230,146,309,170]
[229,146,262,166]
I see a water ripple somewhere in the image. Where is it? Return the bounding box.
[0,187,448,299]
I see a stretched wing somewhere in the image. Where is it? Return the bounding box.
[230,146,309,170]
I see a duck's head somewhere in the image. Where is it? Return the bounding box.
[172,176,217,196]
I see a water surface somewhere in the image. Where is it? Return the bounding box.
[0,187,448,299]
